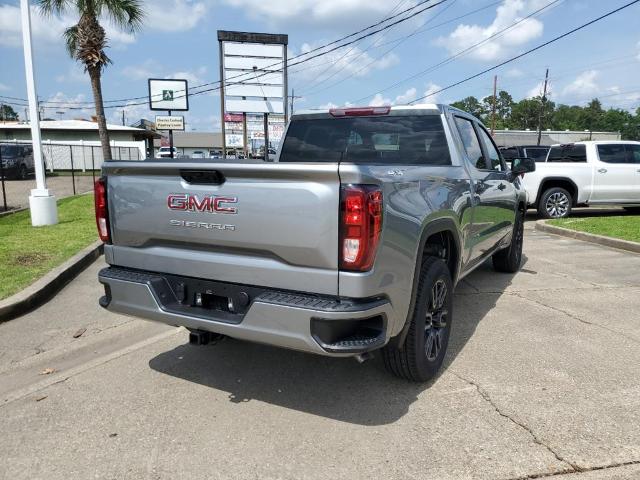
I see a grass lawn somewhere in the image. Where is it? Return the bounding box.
[0,194,97,300]
[549,215,640,243]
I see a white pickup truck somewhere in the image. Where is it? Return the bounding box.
[522,141,640,218]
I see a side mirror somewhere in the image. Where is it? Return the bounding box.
[510,157,536,176]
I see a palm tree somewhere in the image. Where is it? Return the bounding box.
[38,0,144,161]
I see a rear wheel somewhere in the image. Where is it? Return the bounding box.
[382,257,452,382]
[492,209,524,273]
[538,187,572,219]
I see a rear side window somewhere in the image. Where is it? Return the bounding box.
[523,147,549,161]
[279,115,451,165]
[597,144,628,164]
[454,117,484,169]
[547,144,587,163]
[500,147,519,160]
[626,144,640,164]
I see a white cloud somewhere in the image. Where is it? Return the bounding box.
[122,60,162,81]
[145,0,208,32]
[55,65,88,84]
[369,93,392,107]
[420,82,442,103]
[436,0,546,62]
[395,87,417,104]
[169,66,208,85]
[561,70,599,98]
[0,2,200,49]
[42,92,94,120]
[0,83,10,92]
[505,67,524,78]
[291,43,399,83]
[223,0,398,29]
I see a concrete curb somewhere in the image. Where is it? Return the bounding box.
[536,220,640,254]
[0,240,104,323]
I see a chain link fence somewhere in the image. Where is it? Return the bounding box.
[1,140,141,213]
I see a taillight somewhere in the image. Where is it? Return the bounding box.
[329,106,390,117]
[340,185,383,271]
[94,178,110,243]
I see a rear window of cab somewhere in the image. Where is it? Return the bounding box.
[279,115,451,165]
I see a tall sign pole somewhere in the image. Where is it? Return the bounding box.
[21,0,57,226]
[218,31,288,160]
[218,39,227,159]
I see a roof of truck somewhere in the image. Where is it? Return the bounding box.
[550,140,640,147]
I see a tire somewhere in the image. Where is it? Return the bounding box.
[493,209,524,273]
[538,187,572,219]
[19,164,28,180]
[623,207,640,214]
[382,257,453,382]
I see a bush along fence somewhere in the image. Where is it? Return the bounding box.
[1,140,142,212]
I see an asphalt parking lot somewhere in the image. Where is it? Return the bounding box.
[0,174,94,211]
[1,222,639,480]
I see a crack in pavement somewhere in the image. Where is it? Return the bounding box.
[506,459,640,479]
[451,371,580,475]
[510,292,640,346]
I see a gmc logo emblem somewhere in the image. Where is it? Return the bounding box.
[167,194,238,214]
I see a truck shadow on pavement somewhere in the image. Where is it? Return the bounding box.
[148,258,520,425]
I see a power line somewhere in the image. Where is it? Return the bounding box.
[33,0,445,107]
[407,0,640,105]
[298,0,419,94]
[353,0,562,104]
[299,0,457,97]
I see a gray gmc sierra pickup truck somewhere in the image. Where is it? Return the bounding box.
[97,104,535,382]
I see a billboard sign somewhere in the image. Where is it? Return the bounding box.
[217,31,288,116]
[148,78,189,111]
[155,115,185,131]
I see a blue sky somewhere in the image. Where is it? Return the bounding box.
[1,0,639,131]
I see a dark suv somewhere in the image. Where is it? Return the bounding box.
[500,145,550,162]
[0,144,35,180]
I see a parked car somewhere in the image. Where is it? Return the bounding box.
[521,141,640,218]
[209,149,223,159]
[96,104,534,382]
[157,147,178,158]
[191,151,206,159]
[499,145,550,163]
[257,147,277,161]
[0,144,34,180]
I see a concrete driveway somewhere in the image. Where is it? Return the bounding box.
[0,225,639,480]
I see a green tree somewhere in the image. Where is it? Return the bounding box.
[481,90,514,129]
[0,104,19,121]
[552,104,583,131]
[451,96,485,119]
[510,97,554,131]
[39,0,144,161]
[579,99,605,132]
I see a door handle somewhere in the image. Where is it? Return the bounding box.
[497,183,506,191]
[598,168,607,173]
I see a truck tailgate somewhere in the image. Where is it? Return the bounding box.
[103,161,340,295]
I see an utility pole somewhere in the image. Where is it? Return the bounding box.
[20,0,57,226]
[536,68,549,146]
[490,75,497,135]
[289,88,302,116]
[122,110,125,126]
